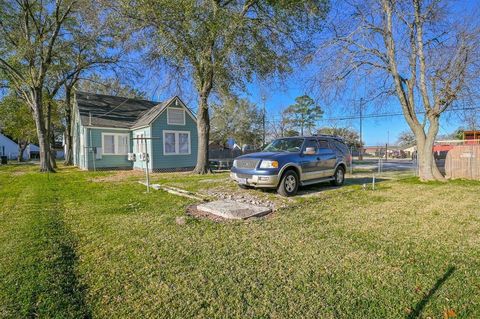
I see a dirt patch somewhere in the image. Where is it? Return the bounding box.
[90,170,144,183]
[203,189,276,207]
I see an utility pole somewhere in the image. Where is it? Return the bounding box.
[262,94,266,147]
[359,98,364,160]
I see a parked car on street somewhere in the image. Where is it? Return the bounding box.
[230,136,350,196]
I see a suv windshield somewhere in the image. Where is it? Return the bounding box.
[263,138,304,152]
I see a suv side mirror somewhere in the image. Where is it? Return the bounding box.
[303,147,316,155]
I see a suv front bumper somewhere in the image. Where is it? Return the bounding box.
[230,171,279,188]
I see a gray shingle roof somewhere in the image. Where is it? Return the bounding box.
[131,97,174,128]
[75,91,162,129]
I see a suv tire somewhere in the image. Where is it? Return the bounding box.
[238,184,252,189]
[277,170,299,197]
[330,166,345,186]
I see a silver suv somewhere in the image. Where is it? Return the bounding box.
[230,136,350,196]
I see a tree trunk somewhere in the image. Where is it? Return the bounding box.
[194,94,211,174]
[412,117,445,181]
[47,101,57,169]
[32,89,54,172]
[17,142,27,162]
[64,88,73,165]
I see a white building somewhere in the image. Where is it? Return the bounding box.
[0,132,38,160]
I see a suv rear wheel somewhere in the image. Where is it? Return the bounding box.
[330,166,345,186]
[277,170,299,197]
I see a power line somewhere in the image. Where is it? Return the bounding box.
[265,106,480,123]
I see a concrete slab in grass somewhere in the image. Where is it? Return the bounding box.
[196,200,272,220]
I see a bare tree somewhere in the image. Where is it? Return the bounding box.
[316,0,480,181]
[268,110,291,139]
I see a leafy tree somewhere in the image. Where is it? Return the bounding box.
[454,128,465,140]
[396,131,416,148]
[318,127,361,149]
[112,0,329,173]
[0,0,80,171]
[0,95,37,161]
[284,95,323,136]
[0,0,121,171]
[211,97,263,148]
[437,127,467,141]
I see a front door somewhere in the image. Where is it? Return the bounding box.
[300,139,321,180]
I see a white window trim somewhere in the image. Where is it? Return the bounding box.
[101,132,130,155]
[167,107,186,125]
[163,130,191,155]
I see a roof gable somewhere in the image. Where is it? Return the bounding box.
[131,96,196,129]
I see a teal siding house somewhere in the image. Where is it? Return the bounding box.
[72,92,198,171]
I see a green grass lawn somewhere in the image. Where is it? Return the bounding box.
[1,164,479,318]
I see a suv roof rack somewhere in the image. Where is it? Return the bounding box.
[311,134,346,141]
[278,135,347,142]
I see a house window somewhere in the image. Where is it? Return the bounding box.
[102,133,129,155]
[167,108,185,125]
[163,130,190,155]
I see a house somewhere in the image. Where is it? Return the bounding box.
[363,146,381,156]
[0,132,38,160]
[403,145,416,158]
[72,92,198,171]
[463,130,480,143]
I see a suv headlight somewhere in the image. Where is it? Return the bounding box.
[259,160,278,169]
[232,160,237,168]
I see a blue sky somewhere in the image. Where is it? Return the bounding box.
[243,74,467,146]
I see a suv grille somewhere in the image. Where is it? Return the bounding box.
[236,159,260,169]
[236,173,253,179]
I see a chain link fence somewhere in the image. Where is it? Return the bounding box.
[209,149,259,170]
[352,139,480,180]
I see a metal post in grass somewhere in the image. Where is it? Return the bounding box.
[372,173,375,190]
[145,156,150,193]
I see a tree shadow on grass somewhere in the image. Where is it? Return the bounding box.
[27,215,91,318]
[407,266,456,319]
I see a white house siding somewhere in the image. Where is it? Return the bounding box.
[0,133,32,160]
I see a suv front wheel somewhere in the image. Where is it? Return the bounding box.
[277,170,299,197]
[330,166,345,186]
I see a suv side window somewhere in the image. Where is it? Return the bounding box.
[303,139,319,153]
[318,140,329,149]
[332,140,349,155]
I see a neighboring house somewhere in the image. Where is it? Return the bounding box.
[363,146,380,156]
[403,145,416,158]
[463,130,480,142]
[72,91,198,171]
[0,132,37,160]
